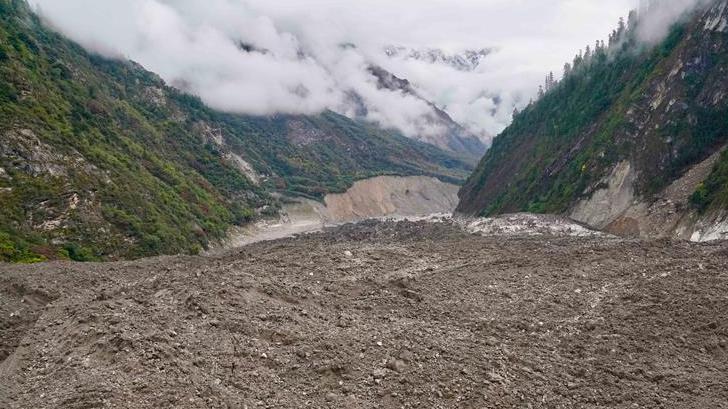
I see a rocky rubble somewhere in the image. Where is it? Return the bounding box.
[1,220,727,408]
[459,213,610,238]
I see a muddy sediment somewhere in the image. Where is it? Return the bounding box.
[1,219,727,408]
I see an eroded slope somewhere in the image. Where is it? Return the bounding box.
[457,1,728,240]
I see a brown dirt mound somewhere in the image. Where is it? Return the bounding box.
[1,220,727,408]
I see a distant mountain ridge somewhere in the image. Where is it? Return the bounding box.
[384,46,492,72]
[233,40,487,160]
[364,66,487,161]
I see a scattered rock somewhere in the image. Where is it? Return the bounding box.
[372,369,388,380]
[398,350,415,362]
[386,359,407,372]
[0,220,726,408]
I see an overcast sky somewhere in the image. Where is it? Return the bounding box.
[30,0,701,142]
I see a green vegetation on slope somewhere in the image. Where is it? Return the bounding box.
[692,149,728,211]
[0,2,260,261]
[0,0,471,262]
[458,3,728,217]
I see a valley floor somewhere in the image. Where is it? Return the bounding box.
[1,219,727,408]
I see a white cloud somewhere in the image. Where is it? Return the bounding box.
[31,0,700,143]
[636,0,709,43]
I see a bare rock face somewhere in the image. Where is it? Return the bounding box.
[287,119,333,147]
[0,129,108,237]
[2,129,78,177]
[570,161,636,229]
[569,149,728,242]
[690,212,728,241]
[322,176,459,222]
[193,121,262,185]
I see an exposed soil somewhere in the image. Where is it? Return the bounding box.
[1,219,727,408]
[322,176,459,223]
[216,176,460,250]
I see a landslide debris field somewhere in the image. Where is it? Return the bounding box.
[1,220,727,408]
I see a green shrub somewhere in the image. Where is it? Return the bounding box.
[63,243,99,262]
[690,182,710,211]
[0,231,45,263]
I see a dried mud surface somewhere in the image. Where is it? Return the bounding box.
[1,220,727,408]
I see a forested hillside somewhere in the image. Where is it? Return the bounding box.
[0,0,470,262]
[458,0,728,233]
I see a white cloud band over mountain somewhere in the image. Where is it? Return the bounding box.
[30,0,699,142]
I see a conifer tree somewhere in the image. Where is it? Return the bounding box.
[628,10,638,31]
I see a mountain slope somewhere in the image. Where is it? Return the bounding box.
[457,0,728,240]
[367,66,487,160]
[0,0,471,262]
[235,42,486,161]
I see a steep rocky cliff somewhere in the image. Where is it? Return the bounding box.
[457,0,728,240]
[0,0,471,261]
